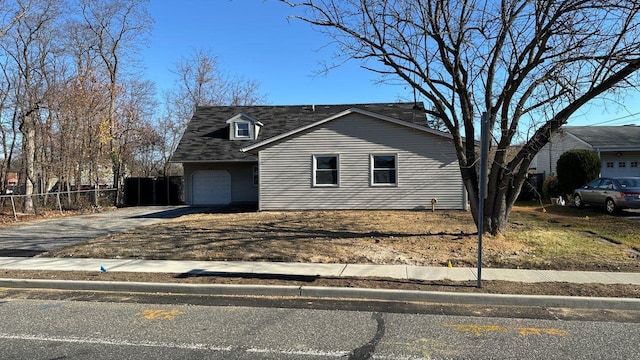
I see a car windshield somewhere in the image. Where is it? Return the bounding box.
[616,178,640,188]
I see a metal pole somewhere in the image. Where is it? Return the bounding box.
[56,192,63,215]
[478,111,490,288]
[10,195,17,221]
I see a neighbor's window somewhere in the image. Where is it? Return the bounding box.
[631,161,638,168]
[235,122,250,138]
[606,161,614,168]
[313,155,339,186]
[371,154,398,186]
[619,161,627,168]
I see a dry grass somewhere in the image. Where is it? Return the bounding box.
[43,204,640,272]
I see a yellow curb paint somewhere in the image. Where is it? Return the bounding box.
[142,309,183,320]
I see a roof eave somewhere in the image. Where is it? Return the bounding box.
[168,159,257,163]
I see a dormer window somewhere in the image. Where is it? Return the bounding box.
[235,122,250,138]
[226,113,263,141]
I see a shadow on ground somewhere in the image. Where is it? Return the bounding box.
[0,249,46,257]
[130,205,258,219]
[175,269,318,282]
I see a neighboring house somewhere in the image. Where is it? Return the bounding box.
[531,125,640,178]
[170,103,467,210]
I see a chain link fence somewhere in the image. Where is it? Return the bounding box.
[0,188,117,220]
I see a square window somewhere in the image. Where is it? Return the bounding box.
[313,155,338,186]
[235,123,250,138]
[619,161,627,168]
[606,162,614,168]
[371,154,397,186]
[631,161,638,168]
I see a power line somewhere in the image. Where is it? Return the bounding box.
[587,111,640,126]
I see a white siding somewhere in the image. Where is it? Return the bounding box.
[532,133,592,177]
[258,113,465,210]
[184,162,258,205]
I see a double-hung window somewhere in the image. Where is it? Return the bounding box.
[371,154,397,186]
[313,155,339,186]
[235,122,250,138]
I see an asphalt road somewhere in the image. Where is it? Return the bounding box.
[0,206,206,255]
[0,293,638,359]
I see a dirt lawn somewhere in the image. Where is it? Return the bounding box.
[44,205,640,272]
[12,205,633,298]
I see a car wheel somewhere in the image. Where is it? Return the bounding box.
[574,194,584,208]
[605,198,617,214]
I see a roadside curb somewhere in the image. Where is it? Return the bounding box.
[2,278,639,311]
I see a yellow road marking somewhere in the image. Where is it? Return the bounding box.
[518,327,568,336]
[443,324,508,336]
[443,323,568,337]
[142,309,183,320]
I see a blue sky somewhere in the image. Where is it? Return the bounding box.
[143,0,410,106]
[142,0,640,126]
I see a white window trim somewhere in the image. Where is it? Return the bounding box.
[312,154,340,187]
[370,153,398,187]
[235,122,250,138]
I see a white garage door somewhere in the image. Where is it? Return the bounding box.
[192,170,231,205]
[601,159,639,178]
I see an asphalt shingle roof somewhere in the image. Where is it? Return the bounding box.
[564,125,640,149]
[171,102,428,162]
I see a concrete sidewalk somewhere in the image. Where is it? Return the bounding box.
[2,257,640,310]
[1,257,639,285]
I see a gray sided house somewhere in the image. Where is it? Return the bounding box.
[171,103,467,210]
[531,125,640,178]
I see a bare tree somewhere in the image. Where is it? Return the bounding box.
[0,2,27,194]
[283,0,640,234]
[78,0,152,203]
[0,54,19,195]
[1,0,62,212]
[0,0,28,38]
[159,49,266,174]
[114,78,160,178]
[0,0,155,210]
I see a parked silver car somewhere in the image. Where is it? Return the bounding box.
[573,177,640,214]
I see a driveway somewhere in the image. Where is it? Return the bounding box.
[0,206,207,256]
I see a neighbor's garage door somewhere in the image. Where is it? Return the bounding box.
[601,159,639,178]
[191,170,231,205]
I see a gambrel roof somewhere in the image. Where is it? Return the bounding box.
[171,102,429,162]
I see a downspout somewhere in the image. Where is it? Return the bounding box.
[548,140,553,176]
[595,148,602,177]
